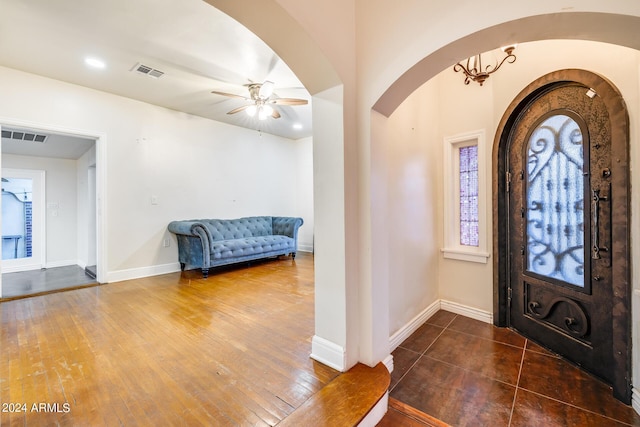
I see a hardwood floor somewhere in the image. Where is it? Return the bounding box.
[1,253,357,426]
[384,310,640,427]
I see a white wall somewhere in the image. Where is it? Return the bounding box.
[383,80,441,335]
[2,154,79,266]
[76,145,97,268]
[294,136,314,252]
[0,66,314,282]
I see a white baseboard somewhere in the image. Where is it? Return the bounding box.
[106,262,181,283]
[382,354,394,374]
[357,391,388,427]
[632,387,640,416]
[440,299,493,324]
[389,299,441,352]
[45,259,78,269]
[389,299,493,352]
[310,335,346,372]
[1,262,45,274]
[298,244,314,253]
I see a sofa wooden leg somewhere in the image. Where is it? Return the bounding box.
[202,268,209,279]
[180,262,185,271]
[292,252,296,259]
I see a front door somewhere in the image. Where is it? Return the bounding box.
[505,74,630,402]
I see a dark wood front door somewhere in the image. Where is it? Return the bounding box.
[503,74,630,402]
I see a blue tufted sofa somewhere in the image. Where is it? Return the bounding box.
[167,216,303,278]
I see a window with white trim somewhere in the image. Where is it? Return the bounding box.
[442,130,490,263]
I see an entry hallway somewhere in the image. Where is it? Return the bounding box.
[382,310,640,427]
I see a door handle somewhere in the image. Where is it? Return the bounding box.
[591,189,609,259]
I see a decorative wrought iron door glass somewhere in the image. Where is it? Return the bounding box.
[526,114,584,287]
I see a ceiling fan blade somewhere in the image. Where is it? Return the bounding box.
[259,81,274,99]
[271,109,281,119]
[211,90,249,100]
[227,105,251,115]
[271,98,308,106]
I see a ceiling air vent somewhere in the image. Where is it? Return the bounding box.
[131,62,165,79]
[1,129,47,143]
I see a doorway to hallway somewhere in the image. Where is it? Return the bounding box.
[0,125,101,299]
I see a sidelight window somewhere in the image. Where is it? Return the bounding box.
[442,130,489,263]
[459,145,479,247]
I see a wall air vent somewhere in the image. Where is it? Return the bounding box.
[131,62,165,79]
[1,129,47,143]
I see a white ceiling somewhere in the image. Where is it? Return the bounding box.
[1,128,95,160]
[0,0,312,143]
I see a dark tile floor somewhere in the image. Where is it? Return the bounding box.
[389,310,640,427]
[1,265,98,300]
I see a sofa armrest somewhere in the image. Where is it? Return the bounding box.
[167,220,212,269]
[272,217,304,241]
[168,220,200,236]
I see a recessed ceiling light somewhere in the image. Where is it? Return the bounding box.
[293,123,303,130]
[84,57,106,69]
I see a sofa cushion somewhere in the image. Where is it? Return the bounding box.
[210,235,293,260]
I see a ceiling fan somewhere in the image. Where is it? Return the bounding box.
[211,81,308,120]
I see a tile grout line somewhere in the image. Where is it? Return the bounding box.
[517,387,637,426]
[389,314,458,393]
[508,338,527,427]
[421,314,458,357]
[441,327,527,351]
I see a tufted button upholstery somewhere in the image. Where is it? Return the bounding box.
[204,216,273,242]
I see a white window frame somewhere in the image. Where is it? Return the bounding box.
[442,130,490,263]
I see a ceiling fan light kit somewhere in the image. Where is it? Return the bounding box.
[211,80,308,121]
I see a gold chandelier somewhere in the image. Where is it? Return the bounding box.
[453,45,517,86]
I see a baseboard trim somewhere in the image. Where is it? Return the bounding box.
[632,387,640,415]
[45,260,78,269]
[2,263,45,274]
[389,299,493,352]
[298,244,314,253]
[357,391,388,427]
[389,299,440,352]
[106,262,181,283]
[440,299,493,324]
[310,335,345,372]
[382,354,394,374]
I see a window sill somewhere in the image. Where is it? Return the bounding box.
[441,248,490,264]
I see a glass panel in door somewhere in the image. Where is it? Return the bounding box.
[525,114,585,288]
[2,177,33,260]
[1,168,44,273]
